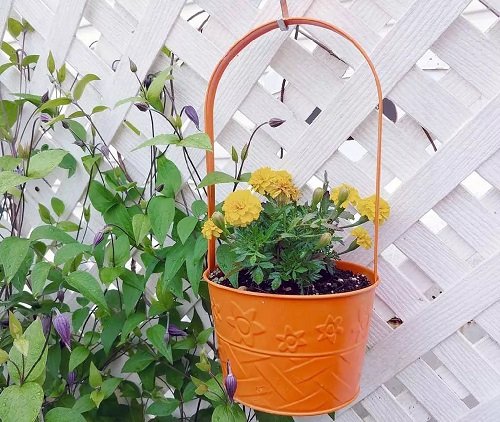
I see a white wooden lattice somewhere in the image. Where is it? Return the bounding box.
[2,0,500,421]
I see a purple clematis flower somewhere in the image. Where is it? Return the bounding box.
[41,315,51,337]
[53,311,72,351]
[67,371,77,387]
[182,105,200,130]
[225,360,237,403]
[268,117,286,128]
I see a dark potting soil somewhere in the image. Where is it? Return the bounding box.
[209,266,371,296]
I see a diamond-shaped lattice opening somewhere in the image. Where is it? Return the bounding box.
[385,177,401,194]
[461,171,493,199]
[76,17,101,46]
[416,49,450,80]
[462,393,480,409]
[420,209,448,234]
[400,258,440,297]
[338,138,368,162]
[462,0,499,32]
[305,106,321,124]
[396,389,432,421]
[434,359,471,399]
[258,66,286,97]
[382,244,408,268]
[460,320,488,344]
[351,402,370,419]
[181,1,209,31]
[384,376,406,397]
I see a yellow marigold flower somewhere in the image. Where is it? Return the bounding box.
[351,227,372,249]
[267,171,300,203]
[330,183,359,207]
[249,167,276,195]
[222,190,262,227]
[356,195,390,224]
[201,219,223,240]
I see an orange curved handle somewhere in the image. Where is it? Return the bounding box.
[204,17,383,281]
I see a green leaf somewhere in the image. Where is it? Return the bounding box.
[91,105,108,114]
[0,237,31,281]
[89,181,117,213]
[148,196,175,244]
[121,271,145,316]
[179,133,212,150]
[121,350,154,373]
[30,225,76,244]
[123,119,141,135]
[38,97,71,112]
[0,382,44,422]
[132,213,151,244]
[73,74,100,100]
[27,149,68,178]
[146,325,172,363]
[146,69,172,103]
[66,271,109,314]
[13,337,29,356]
[89,361,103,388]
[1,41,17,61]
[114,96,143,108]
[31,261,52,297]
[21,55,39,67]
[212,404,246,422]
[0,349,9,364]
[0,156,22,171]
[54,243,90,266]
[57,221,80,233]
[103,204,133,239]
[7,18,23,38]
[217,244,238,287]
[197,171,238,188]
[156,156,182,197]
[64,119,87,143]
[99,267,123,285]
[8,319,47,384]
[177,216,198,244]
[0,100,19,129]
[57,64,66,84]
[146,398,179,416]
[196,328,213,345]
[46,407,86,422]
[254,411,295,422]
[51,197,65,216]
[38,203,54,224]
[132,134,180,151]
[47,51,55,74]
[191,200,208,217]
[101,312,125,354]
[69,346,90,371]
[121,313,145,342]
[101,377,121,399]
[0,171,29,194]
[0,62,15,75]
[90,390,104,408]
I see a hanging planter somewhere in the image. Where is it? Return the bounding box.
[202,3,385,416]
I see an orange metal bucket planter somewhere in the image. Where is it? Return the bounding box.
[204,261,379,415]
[203,2,384,416]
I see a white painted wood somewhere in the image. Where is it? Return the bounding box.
[3,0,500,420]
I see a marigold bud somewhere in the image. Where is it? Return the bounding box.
[337,186,350,207]
[311,187,324,208]
[211,212,225,230]
[316,232,332,249]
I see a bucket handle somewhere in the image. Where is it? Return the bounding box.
[204,17,384,281]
